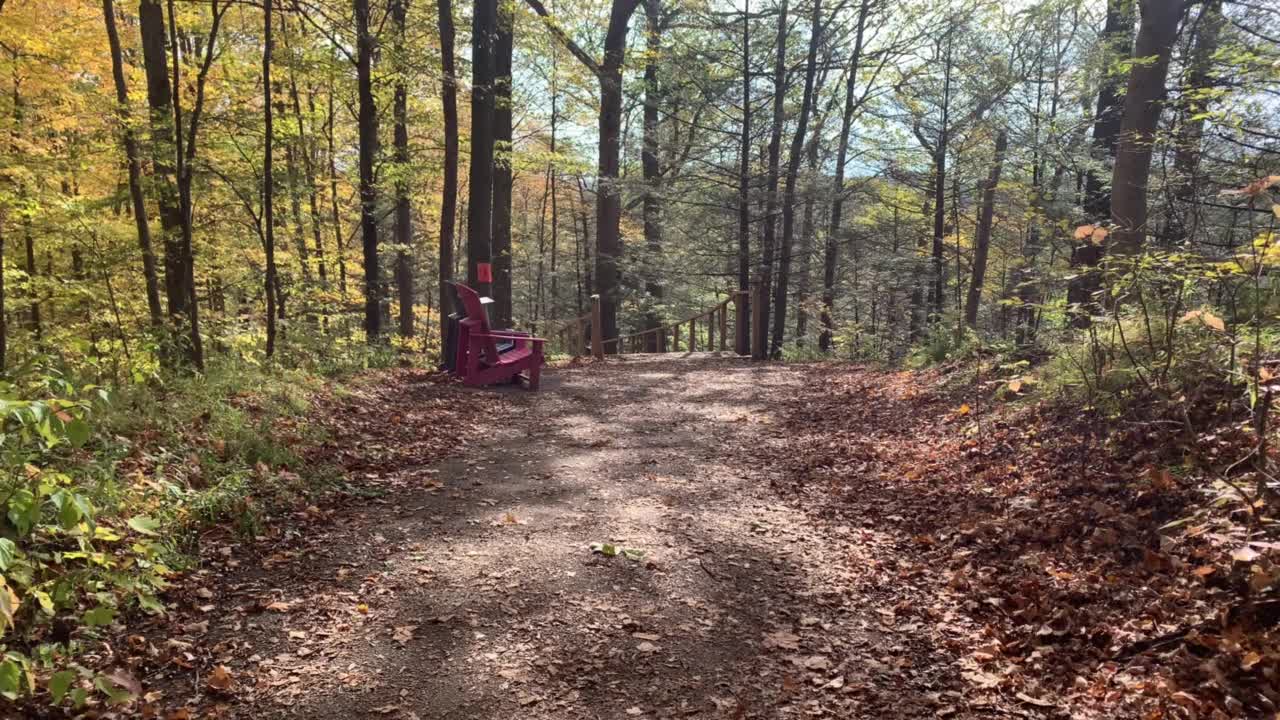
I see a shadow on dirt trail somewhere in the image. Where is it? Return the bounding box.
[147,355,980,720]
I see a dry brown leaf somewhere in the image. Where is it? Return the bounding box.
[764,630,801,650]
[392,625,416,644]
[206,665,234,692]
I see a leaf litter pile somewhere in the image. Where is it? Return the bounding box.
[759,364,1279,719]
[25,357,1279,720]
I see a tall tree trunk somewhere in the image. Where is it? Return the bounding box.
[103,0,163,326]
[735,0,751,356]
[355,0,382,341]
[771,0,822,357]
[23,221,36,339]
[794,131,818,342]
[327,79,346,296]
[1069,0,1133,323]
[642,0,662,351]
[756,0,787,360]
[909,193,930,340]
[392,0,414,337]
[263,0,278,356]
[491,0,514,326]
[963,129,1007,327]
[438,0,458,342]
[929,37,953,327]
[138,0,187,324]
[166,0,211,369]
[297,80,328,288]
[593,0,641,348]
[279,19,309,286]
[467,0,496,296]
[1110,0,1183,256]
[548,54,560,326]
[820,0,870,352]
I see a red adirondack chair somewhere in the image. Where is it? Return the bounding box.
[451,283,545,390]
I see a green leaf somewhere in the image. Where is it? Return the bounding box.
[0,660,21,700]
[31,590,54,615]
[81,606,115,627]
[0,577,17,632]
[93,673,135,704]
[70,687,88,707]
[65,418,90,447]
[53,491,82,529]
[137,593,164,614]
[0,539,15,571]
[6,489,37,536]
[127,516,160,536]
[47,670,75,704]
[589,542,619,557]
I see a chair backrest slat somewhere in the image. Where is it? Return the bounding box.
[453,283,501,364]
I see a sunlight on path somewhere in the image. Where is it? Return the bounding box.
[182,356,948,720]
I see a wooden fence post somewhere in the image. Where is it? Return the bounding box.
[708,309,716,351]
[734,290,748,355]
[591,295,604,360]
[689,318,696,352]
[719,304,728,351]
[751,282,766,360]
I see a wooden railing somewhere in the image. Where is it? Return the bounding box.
[547,289,757,359]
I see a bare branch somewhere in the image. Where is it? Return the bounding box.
[523,0,602,78]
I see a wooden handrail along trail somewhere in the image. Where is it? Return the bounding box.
[546,285,769,359]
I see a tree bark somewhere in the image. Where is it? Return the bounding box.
[263,0,278,355]
[963,129,1007,327]
[467,0,496,296]
[438,0,458,342]
[770,0,821,357]
[103,0,163,326]
[755,0,788,360]
[820,0,870,352]
[166,0,216,369]
[392,0,414,337]
[355,0,382,341]
[492,0,514,326]
[1109,0,1183,256]
[548,54,560,327]
[735,0,751,356]
[294,75,328,288]
[593,0,641,348]
[929,37,953,327]
[327,78,346,296]
[642,0,662,351]
[794,130,818,342]
[23,220,36,339]
[278,18,309,286]
[138,0,187,323]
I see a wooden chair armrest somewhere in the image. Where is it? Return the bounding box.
[476,331,546,342]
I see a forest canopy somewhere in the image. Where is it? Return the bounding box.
[0,0,1275,371]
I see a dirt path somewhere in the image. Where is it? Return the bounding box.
[157,355,970,720]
